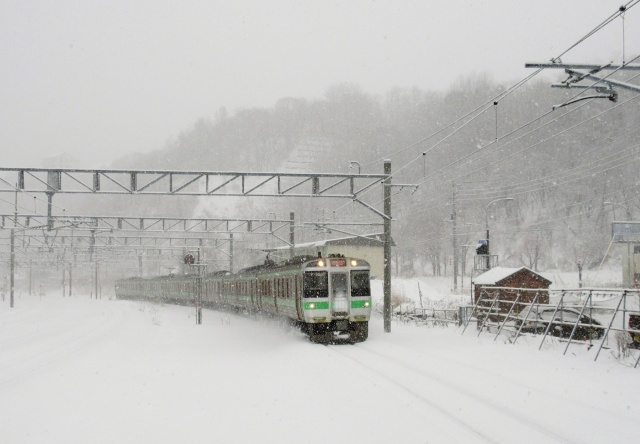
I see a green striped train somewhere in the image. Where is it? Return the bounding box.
[114,254,372,343]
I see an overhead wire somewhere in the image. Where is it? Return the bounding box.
[400,142,640,220]
[403,179,640,248]
[413,68,640,206]
[360,0,638,173]
[397,107,640,218]
[368,88,640,215]
[247,2,640,248]
[415,55,640,188]
[395,84,640,214]
[0,175,68,215]
[457,131,640,199]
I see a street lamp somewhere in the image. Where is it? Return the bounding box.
[485,198,515,256]
[604,201,633,286]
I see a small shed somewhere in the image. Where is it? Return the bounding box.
[473,267,552,310]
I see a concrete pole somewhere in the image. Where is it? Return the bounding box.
[62,264,66,297]
[94,260,99,299]
[289,211,295,259]
[10,189,17,308]
[452,181,458,291]
[10,224,14,308]
[383,160,392,333]
[229,233,234,273]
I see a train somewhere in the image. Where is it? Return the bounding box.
[114,253,372,343]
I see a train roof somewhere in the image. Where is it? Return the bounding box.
[236,254,368,275]
[269,233,396,249]
[237,255,317,274]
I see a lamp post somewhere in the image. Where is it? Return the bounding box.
[485,198,514,258]
[604,201,633,286]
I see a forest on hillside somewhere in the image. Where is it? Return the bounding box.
[80,73,640,277]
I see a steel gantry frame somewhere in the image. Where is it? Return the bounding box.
[0,212,298,275]
[0,168,385,197]
[0,214,294,235]
[4,232,233,250]
[1,166,396,332]
[0,214,281,295]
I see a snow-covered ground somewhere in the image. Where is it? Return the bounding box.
[1,276,639,443]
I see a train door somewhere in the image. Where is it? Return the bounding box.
[330,272,349,318]
[295,275,303,320]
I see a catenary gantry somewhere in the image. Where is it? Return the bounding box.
[0,168,386,198]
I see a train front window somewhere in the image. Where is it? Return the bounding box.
[331,273,348,299]
[303,271,328,298]
[350,270,370,296]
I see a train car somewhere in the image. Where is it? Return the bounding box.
[114,274,197,305]
[115,253,372,343]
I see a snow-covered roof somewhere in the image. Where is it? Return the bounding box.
[473,266,550,285]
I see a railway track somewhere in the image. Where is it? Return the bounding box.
[326,342,579,443]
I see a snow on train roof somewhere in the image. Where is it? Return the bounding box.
[270,233,393,250]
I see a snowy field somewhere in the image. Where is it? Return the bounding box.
[1,276,639,444]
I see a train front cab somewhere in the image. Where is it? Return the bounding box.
[301,256,371,343]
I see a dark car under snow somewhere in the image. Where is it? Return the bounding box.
[515,306,604,340]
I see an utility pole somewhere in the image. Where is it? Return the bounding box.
[289,211,295,259]
[196,248,202,324]
[46,192,54,231]
[70,228,75,297]
[62,263,66,297]
[383,160,392,333]
[10,188,16,308]
[229,233,234,273]
[451,181,458,291]
[94,260,99,299]
[90,228,95,298]
[485,197,514,269]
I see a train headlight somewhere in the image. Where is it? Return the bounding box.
[317,260,325,267]
[350,259,358,266]
[308,303,316,309]
[364,301,370,307]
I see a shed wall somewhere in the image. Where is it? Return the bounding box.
[474,271,551,311]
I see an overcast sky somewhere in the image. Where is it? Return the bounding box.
[1,0,638,168]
